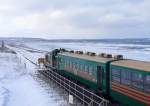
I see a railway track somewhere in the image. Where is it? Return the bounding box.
[7,44,48,53]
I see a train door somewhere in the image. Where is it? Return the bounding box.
[97,66,103,90]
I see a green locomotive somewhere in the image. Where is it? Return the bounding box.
[44,49,150,106]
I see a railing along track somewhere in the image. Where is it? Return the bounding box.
[38,67,109,106]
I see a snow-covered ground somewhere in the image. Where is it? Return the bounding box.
[0,44,69,106]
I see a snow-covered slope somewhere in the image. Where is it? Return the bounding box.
[0,46,68,106]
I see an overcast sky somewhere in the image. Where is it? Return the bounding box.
[0,0,150,39]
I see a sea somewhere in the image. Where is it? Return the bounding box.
[1,38,150,62]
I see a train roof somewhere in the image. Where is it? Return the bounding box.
[58,52,114,63]
[111,60,150,72]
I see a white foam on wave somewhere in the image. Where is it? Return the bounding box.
[26,41,150,62]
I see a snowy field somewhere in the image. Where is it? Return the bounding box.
[0,43,70,106]
[0,38,149,106]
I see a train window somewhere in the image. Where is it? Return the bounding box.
[74,63,76,69]
[112,68,121,83]
[131,73,144,90]
[79,64,82,71]
[132,73,143,81]
[66,60,68,66]
[65,60,67,67]
[87,66,90,73]
[66,60,68,67]
[69,61,71,67]
[89,66,93,75]
[76,63,79,70]
[73,63,76,70]
[112,68,121,77]
[78,64,81,71]
[121,70,131,86]
[94,67,97,77]
[59,58,62,63]
[71,62,73,68]
[71,62,74,69]
[92,67,96,77]
[68,60,70,66]
[79,64,81,71]
[63,58,64,63]
[68,60,70,67]
[146,75,150,84]
[64,59,66,67]
[73,62,75,69]
[75,63,78,70]
[85,65,89,73]
[85,65,87,72]
[144,75,150,93]
[82,64,85,72]
[75,63,77,70]
[60,57,63,63]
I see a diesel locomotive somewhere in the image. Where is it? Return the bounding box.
[42,49,150,106]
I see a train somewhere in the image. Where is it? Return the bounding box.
[40,48,150,106]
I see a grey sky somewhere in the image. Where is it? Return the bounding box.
[0,0,150,39]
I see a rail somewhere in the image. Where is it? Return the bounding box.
[8,44,48,53]
[38,67,109,106]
